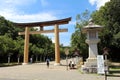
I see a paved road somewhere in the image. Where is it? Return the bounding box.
[0,60,120,80]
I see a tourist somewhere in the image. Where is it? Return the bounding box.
[71,60,75,69]
[69,61,72,69]
[46,58,50,68]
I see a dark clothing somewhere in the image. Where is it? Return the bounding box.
[69,61,75,69]
[69,61,72,69]
[46,59,50,68]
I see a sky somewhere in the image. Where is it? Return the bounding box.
[0,0,110,46]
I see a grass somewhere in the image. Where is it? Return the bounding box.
[110,66,120,69]
[109,66,120,74]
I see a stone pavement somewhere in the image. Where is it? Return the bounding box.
[0,60,120,80]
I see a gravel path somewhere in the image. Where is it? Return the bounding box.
[0,60,120,80]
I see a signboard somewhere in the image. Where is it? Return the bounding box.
[97,55,104,74]
[65,48,69,55]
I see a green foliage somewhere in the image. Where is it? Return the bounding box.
[71,10,90,58]
[0,16,55,63]
[0,16,24,39]
[0,34,15,54]
[29,34,54,57]
[91,0,120,61]
[14,36,24,56]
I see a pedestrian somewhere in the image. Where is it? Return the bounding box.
[71,61,75,69]
[30,57,33,63]
[69,61,72,69]
[46,58,50,68]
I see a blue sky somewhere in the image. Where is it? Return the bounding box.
[0,0,110,46]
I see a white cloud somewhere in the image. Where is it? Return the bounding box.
[0,0,71,46]
[0,9,57,23]
[0,0,57,23]
[89,0,110,9]
[0,0,37,6]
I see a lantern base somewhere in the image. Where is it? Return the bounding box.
[81,58,97,73]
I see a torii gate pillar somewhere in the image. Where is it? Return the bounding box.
[23,27,29,65]
[54,24,60,65]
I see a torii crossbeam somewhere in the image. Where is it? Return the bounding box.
[14,17,71,65]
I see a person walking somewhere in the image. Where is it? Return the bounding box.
[69,61,72,69]
[46,58,50,68]
[71,60,75,69]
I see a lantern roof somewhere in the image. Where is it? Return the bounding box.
[82,19,103,33]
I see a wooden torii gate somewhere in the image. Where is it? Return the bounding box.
[14,17,71,65]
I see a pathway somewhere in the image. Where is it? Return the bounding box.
[0,59,119,80]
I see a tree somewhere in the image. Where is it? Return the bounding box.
[0,16,24,39]
[0,15,55,63]
[29,34,54,62]
[14,36,24,63]
[31,44,44,62]
[91,0,120,61]
[0,16,24,63]
[71,10,90,59]
[0,34,15,63]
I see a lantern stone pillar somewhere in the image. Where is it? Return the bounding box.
[54,24,60,65]
[23,27,29,65]
[81,19,102,73]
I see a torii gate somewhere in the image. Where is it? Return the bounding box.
[14,17,71,65]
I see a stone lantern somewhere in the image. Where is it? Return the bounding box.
[81,19,103,73]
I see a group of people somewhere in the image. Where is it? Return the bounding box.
[46,58,76,69]
[69,61,75,69]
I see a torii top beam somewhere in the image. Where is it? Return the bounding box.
[13,17,71,27]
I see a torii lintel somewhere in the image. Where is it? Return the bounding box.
[13,17,71,27]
